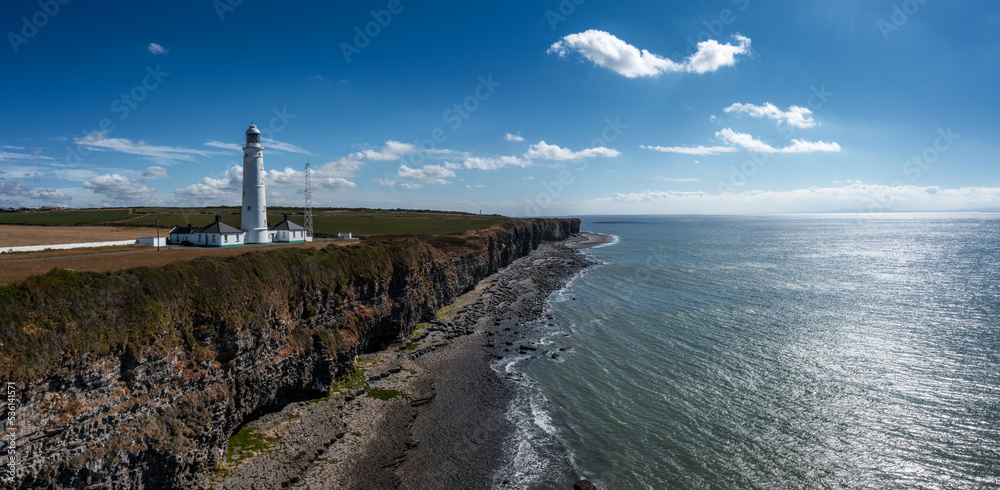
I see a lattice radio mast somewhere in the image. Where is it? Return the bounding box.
[304,162,314,239]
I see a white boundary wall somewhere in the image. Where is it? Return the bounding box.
[0,238,162,254]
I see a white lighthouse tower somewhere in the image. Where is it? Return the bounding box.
[241,123,270,244]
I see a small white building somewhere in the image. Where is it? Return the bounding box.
[269,214,307,243]
[168,215,245,247]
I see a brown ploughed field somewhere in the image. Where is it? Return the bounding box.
[0,241,344,286]
[0,225,151,247]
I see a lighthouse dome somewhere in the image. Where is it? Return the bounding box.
[245,122,261,146]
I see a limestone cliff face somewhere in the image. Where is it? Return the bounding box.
[0,219,578,489]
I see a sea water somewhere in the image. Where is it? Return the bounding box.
[497,214,1000,489]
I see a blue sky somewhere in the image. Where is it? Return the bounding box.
[1,0,998,215]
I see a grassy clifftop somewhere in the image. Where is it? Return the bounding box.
[0,207,511,237]
[0,219,575,382]
[0,237,422,381]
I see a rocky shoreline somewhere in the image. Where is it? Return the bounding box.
[210,232,611,489]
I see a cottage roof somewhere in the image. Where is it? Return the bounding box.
[269,214,306,231]
[169,224,198,234]
[199,215,243,234]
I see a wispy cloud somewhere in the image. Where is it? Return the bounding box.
[505,133,525,142]
[643,130,841,156]
[716,129,841,153]
[548,30,751,78]
[147,43,168,55]
[76,132,215,162]
[205,138,313,155]
[261,137,314,155]
[205,140,242,152]
[640,145,738,156]
[724,103,817,128]
[0,150,52,161]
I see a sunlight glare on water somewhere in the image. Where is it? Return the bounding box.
[508,214,1000,489]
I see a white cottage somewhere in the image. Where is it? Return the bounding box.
[167,223,199,246]
[168,215,245,247]
[269,214,307,243]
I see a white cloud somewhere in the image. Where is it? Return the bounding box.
[462,139,620,171]
[709,115,718,122]
[53,168,97,182]
[715,128,841,153]
[318,177,357,190]
[397,164,455,183]
[0,150,52,161]
[0,180,70,203]
[548,30,751,78]
[261,138,314,155]
[316,156,363,179]
[76,132,215,162]
[642,129,839,157]
[356,140,417,161]
[640,144,738,156]
[147,43,168,55]
[506,133,525,142]
[266,167,304,187]
[724,103,817,129]
[443,162,461,170]
[463,155,531,170]
[205,140,242,152]
[525,141,620,160]
[684,35,752,74]
[173,166,242,202]
[143,166,168,178]
[204,138,313,155]
[84,174,155,202]
[604,185,1000,214]
[467,184,485,189]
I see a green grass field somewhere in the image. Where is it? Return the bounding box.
[0,209,132,225]
[0,207,514,237]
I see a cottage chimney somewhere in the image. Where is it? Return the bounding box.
[215,215,222,223]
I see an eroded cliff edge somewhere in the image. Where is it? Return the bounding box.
[0,218,578,489]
